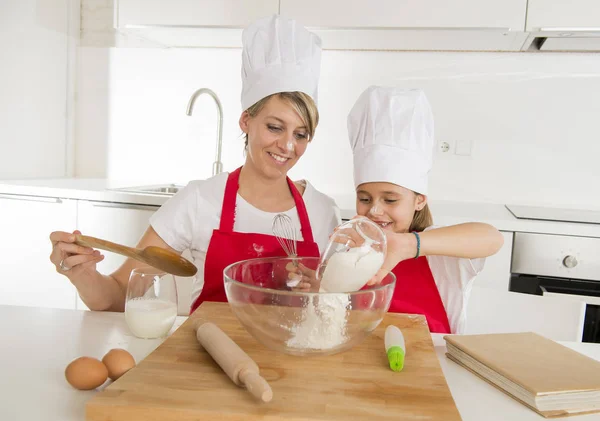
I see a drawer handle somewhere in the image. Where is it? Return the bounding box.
[0,193,62,204]
[91,202,159,211]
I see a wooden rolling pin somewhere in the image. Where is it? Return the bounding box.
[193,319,273,403]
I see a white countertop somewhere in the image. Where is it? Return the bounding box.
[2,305,599,421]
[2,177,600,237]
[0,178,170,207]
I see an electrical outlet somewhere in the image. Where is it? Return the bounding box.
[438,140,451,154]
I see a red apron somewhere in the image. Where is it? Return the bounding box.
[389,256,452,334]
[190,167,320,314]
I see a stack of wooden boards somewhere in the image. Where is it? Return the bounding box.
[445,332,600,418]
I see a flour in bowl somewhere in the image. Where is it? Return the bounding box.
[286,294,351,350]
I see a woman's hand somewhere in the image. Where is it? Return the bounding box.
[49,226,177,312]
[286,262,320,292]
[49,230,105,282]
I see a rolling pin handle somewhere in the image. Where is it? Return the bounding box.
[194,318,273,403]
[239,368,273,403]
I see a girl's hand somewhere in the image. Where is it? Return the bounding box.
[330,216,365,248]
[367,232,418,285]
[330,215,380,248]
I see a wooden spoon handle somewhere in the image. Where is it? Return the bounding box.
[74,234,139,260]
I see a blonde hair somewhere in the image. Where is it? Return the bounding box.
[409,202,433,232]
[244,92,319,148]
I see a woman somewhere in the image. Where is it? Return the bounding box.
[48,15,340,313]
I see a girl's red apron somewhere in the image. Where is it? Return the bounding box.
[389,256,452,334]
[190,167,320,314]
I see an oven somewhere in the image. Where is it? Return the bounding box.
[509,232,600,343]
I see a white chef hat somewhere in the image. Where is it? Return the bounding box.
[241,15,322,111]
[348,86,435,195]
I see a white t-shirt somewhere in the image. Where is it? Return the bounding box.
[424,226,486,334]
[149,172,341,306]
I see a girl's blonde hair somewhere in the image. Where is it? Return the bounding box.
[409,202,433,232]
[244,92,319,149]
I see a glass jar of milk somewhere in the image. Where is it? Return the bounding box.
[317,217,387,293]
[125,267,178,339]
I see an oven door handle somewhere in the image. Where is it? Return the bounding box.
[540,287,600,307]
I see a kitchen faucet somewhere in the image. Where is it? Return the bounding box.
[186,88,224,176]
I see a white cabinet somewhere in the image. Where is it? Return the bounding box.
[75,201,194,315]
[473,231,513,291]
[0,0,78,178]
[75,201,159,310]
[523,0,600,51]
[280,0,528,51]
[114,0,279,47]
[526,0,600,30]
[116,0,279,27]
[111,0,529,50]
[0,194,78,309]
[76,201,159,275]
[282,0,525,29]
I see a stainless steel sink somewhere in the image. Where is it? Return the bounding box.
[111,184,184,196]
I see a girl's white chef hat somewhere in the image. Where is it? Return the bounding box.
[348,86,435,195]
[241,15,322,111]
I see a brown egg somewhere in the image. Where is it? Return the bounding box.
[102,348,136,381]
[65,357,108,390]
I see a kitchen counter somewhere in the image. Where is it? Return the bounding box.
[327,192,600,238]
[0,178,170,207]
[2,305,600,421]
[2,177,600,237]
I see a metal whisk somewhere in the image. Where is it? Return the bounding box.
[272,213,298,259]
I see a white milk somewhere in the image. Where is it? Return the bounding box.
[125,298,178,339]
[320,247,385,292]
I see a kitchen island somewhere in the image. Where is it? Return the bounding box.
[2,305,599,421]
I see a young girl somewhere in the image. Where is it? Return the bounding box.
[345,86,504,334]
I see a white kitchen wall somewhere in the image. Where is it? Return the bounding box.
[76,1,600,210]
[76,47,600,209]
[0,0,78,179]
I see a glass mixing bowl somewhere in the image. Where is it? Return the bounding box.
[223,257,396,356]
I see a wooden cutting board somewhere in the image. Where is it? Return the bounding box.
[86,302,461,421]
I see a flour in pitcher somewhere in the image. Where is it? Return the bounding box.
[286,294,350,350]
[320,247,384,292]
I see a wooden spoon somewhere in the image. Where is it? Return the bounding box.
[74,234,197,277]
